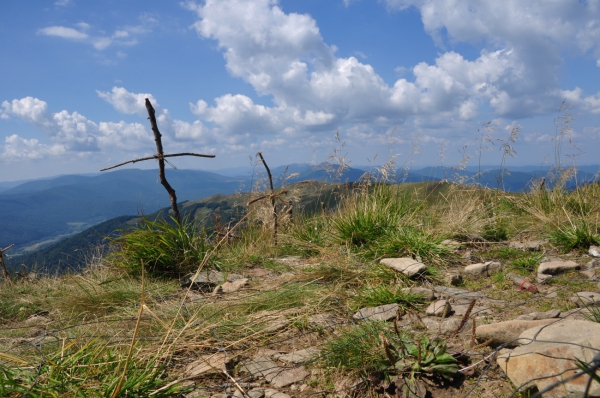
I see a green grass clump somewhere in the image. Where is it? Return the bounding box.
[548,220,600,253]
[352,285,425,311]
[109,216,213,276]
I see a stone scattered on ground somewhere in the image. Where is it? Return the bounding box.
[497,320,600,398]
[400,287,436,301]
[353,303,399,322]
[589,245,600,258]
[476,319,558,347]
[515,309,561,320]
[183,270,245,290]
[444,273,463,286]
[264,389,291,398]
[538,260,580,275]
[425,300,451,317]
[421,317,463,334]
[184,352,229,377]
[536,272,554,284]
[581,269,600,280]
[380,257,427,278]
[432,286,487,300]
[586,258,600,269]
[571,291,600,307]
[463,261,502,277]
[268,366,310,388]
[213,278,249,295]
[275,348,320,364]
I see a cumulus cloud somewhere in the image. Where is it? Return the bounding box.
[0,95,162,161]
[182,0,600,139]
[97,87,158,116]
[1,135,66,162]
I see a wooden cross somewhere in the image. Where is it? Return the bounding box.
[101,98,215,225]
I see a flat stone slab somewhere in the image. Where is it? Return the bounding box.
[213,278,249,294]
[268,366,310,388]
[589,245,600,258]
[425,300,451,317]
[515,309,561,321]
[264,389,291,398]
[380,258,427,277]
[185,352,228,377]
[464,261,502,277]
[498,320,600,397]
[242,357,280,378]
[264,317,289,333]
[421,317,463,334]
[571,291,600,307]
[538,260,580,275]
[476,319,558,348]
[353,304,399,322]
[275,348,320,364]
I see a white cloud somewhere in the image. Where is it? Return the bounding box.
[182,0,600,142]
[38,14,157,52]
[97,87,158,116]
[38,26,88,40]
[0,135,66,162]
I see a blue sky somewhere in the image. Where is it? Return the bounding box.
[2,0,600,182]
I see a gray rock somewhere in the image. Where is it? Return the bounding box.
[425,300,451,317]
[213,278,249,295]
[241,357,280,378]
[183,270,244,291]
[380,258,427,277]
[353,303,399,321]
[497,320,600,397]
[247,390,265,398]
[444,273,463,286]
[571,291,600,307]
[580,269,600,280]
[400,287,436,301]
[275,348,320,364]
[589,245,600,258]
[463,261,502,277]
[184,352,229,377]
[476,319,558,347]
[536,273,554,284]
[269,367,310,388]
[538,260,580,275]
[421,317,463,334]
[585,258,600,269]
[264,389,291,398]
[515,309,561,320]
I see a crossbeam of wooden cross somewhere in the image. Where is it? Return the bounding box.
[101,98,215,225]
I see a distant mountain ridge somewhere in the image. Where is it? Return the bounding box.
[2,164,598,259]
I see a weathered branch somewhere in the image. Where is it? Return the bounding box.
[257,152,278,246]
[145,99,182,225]
[101,153,215,172]
[0,244,15,284]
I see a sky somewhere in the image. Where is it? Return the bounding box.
[2,0,600,182]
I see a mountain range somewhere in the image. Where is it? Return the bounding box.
[1,163,598,267]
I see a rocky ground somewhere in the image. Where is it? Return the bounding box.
[174,241,600,398]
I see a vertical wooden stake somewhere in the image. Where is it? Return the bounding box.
[257,152,278,246]
[0,244,14,284]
